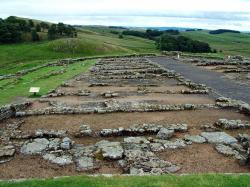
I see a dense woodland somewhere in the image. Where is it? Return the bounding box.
[121,29,212,53]
[156,34,212,53]
[0,16,77,44]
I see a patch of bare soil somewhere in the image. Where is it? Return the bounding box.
[26,101,50,110]
[44,94,215,106]
[157,144,250,173]
[12,108,250,133]
[0,155,122,180]
[0,155,76,179]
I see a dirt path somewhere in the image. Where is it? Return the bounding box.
[149,57,250,104]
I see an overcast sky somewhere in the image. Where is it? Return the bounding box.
[1,0,250,31]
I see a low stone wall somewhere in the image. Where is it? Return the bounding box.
[0,102,31,122]
[216,97,250,116]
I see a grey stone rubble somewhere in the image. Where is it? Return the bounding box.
[200,124,220,132]
[16,103,212,117]
[154,139,186,149]
[156,128,174,140]
[0,102,31,122]
[96,140,123,160]
[0,146,15,159]
[216,97,250,116]
[201,132,237,144]
[236,134,250,164]
[20,138,50,155]
[75,156,97,171]
[184,135,206,143]
[17,135,184,174]
[215,119,250,129]
[76,124,93,137]
[35,129,67,138]
[101,91,119,98]
[215,144,248,165]
[121,138,181,174]
[43,152,73,166]
[99,123,188,137]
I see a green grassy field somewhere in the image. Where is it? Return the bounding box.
[0,26,158,105]
[0,27,157,75]
[1,174,249,187]
[182,30,250,58]
[0,59,96,105]
[1,25,250,106]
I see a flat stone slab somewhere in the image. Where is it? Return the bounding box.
[124,137,150,144]
[201,132,237,144]
[156,128,174,140]
[75,156,96,171]
[215,144,238,156]
[20,138,49,155]
[184,135,206,143]
[43,153,73,166]
[96,140,124,160]
[0,146,15,157]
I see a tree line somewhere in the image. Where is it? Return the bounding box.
[209,29,240,35]
[156,34,212,53]
[0,16,77,44]
[121,28,212,53]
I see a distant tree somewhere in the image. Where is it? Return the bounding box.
[119,34,123,39]
[0,19,22,43]
[31,29,40,41]
[48,24,57,39]
[40,22,49,32]
[29,20,34,27]
[110,30,119,34]
[57,22,65,35]
[36,24,41,32]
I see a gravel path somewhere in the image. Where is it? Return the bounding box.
[149,57,250,104]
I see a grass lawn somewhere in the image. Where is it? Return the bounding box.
[0,59,96,105]
[0,174,250,187]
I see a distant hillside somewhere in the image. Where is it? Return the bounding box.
[209,29,240,35]
[0,24,158,75]
[0,16,76,44]
[182,30,250,57]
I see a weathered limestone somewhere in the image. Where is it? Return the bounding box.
[124,137,150,144]
[0,145,15,157]
[43,153,73,166]
[156,128,174,140]
[184,135,206,143]
[78,124,92,136]
[35,129,67,138]
[20,138,50,155]
[96,140,124,160]
[60,137,73,150]
[215,119,250,129]
[201,132,237,144]
[75,156,97,171]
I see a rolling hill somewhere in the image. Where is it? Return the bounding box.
[182,30,250,58]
